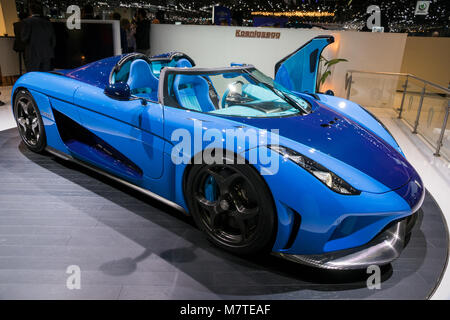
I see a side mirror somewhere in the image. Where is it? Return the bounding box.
[324,89,335,96]
[104,83,131,100]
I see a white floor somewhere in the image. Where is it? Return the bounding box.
[0,87,449,299]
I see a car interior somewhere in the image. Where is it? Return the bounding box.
[110,54,220,109]
[109,54,305,118]
[166,68,305,117]
[110,54,192,102]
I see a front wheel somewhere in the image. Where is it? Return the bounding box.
[186,163,276,255]
[14,90,46,153]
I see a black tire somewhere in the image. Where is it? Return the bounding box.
[185,162,276,255]
[14,89,47,153]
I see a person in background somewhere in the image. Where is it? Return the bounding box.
[81,4,95,19]
[153,10,165,24]
[112,12,121,20]
[13,12,28,75]
[135,9,151,55]
[113,12,128,55]
[121,19,136,53]
[21,1,56,72]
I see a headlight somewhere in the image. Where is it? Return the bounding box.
[269,145,361,195]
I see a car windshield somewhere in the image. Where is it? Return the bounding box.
[164,67,311,118]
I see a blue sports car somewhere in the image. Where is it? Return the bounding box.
[11,36,424,269]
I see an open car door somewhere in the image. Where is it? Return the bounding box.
[274,35,334,94]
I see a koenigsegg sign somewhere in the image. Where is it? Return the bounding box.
[235,29,281,39]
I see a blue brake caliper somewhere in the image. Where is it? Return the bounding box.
[204,176,218,202]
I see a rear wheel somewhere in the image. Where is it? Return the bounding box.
[14,90,46,153]
[186,163,276,255]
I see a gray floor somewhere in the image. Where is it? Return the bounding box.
[0,128,448,300]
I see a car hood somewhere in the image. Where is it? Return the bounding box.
[230,102,415,191]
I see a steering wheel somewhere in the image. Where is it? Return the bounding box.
[221,80,245,109]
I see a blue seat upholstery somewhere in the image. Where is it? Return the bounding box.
[175,58,193,68]
[172,58,215,112]
[127,59,159,101]
[173,75,216,112]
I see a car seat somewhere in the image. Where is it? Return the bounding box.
[127,59,159,101]
[172,58,216,112]
[175,58,193,68]
[173,75,216,112]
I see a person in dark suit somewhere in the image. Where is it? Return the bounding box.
[21,2,56,72]
[135,9,151,55]
[13,12,28,75]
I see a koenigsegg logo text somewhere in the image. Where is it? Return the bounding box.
[235,29,281,39]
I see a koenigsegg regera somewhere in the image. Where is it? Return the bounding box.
[11,36,424,269]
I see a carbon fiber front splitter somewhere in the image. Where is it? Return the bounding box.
[273,218,410,270]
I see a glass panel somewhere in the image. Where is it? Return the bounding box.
[345,72,449,160]
[442,110,450,161]
[348,73,403,114]
[401,79,424,128]
[414,86,449,160]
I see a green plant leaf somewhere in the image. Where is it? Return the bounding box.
[324,58,348,67]
[320,70,331,85]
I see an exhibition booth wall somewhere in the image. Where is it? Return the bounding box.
[401,36,450,88]
[2,23,449,98]
[0,0,16,37]
[0,36,18,76]
[150,25,408,97]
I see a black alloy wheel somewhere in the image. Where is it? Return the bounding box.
[186,162,276,255]
[14,90,46,153]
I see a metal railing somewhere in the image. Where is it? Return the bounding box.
[345,70,450,160]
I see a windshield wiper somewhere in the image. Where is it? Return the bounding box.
[244,70,308,114]
[262,82,307,115]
